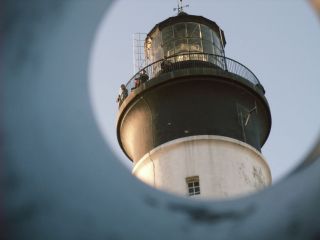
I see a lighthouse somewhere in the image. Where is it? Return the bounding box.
[116,5,272,199]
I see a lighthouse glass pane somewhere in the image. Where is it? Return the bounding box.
[174,23,186,39]
[187,23,200,38]
[201,24,212,41]
[212,31,222,50]
[154,49,163,62]
[213,46,223,56]
[188,38,202,53]
[175,39,189,54]
[162,26,173,44]
[151,33,163,62]
[163,41,175,58]
[202,39,214,55]
[160,23,223,65]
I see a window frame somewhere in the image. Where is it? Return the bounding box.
[186,176,200,196]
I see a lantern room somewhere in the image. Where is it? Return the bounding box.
[145,13,227,64]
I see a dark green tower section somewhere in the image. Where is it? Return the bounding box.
[116,13,271,163]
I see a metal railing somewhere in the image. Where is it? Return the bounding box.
[120,53,261,106]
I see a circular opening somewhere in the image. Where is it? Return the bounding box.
[89,0,320,199]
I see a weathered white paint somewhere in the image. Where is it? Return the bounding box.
[133,135,272,199]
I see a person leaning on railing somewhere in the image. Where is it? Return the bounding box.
[131,69,149,91]
[161,58,172,71]
[132,77,140,90]
[117,84,128,107]
[139,69,149,84]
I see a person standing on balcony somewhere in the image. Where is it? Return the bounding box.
[117,84,128,107]
[139,69,149,84]
[161,58,172,72]
[134,78,140,89]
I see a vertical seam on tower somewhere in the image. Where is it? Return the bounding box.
[141,96,156,187]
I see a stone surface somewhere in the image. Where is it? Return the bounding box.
[133,135,271,199]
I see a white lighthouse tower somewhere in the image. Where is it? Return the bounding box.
[116,6,272,199]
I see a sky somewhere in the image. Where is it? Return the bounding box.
[89,0,320,182]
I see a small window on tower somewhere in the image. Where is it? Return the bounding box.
[186,176,200,196]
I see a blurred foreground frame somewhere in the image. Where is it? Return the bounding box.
[310,0,320,15]
[2,1,320,240]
